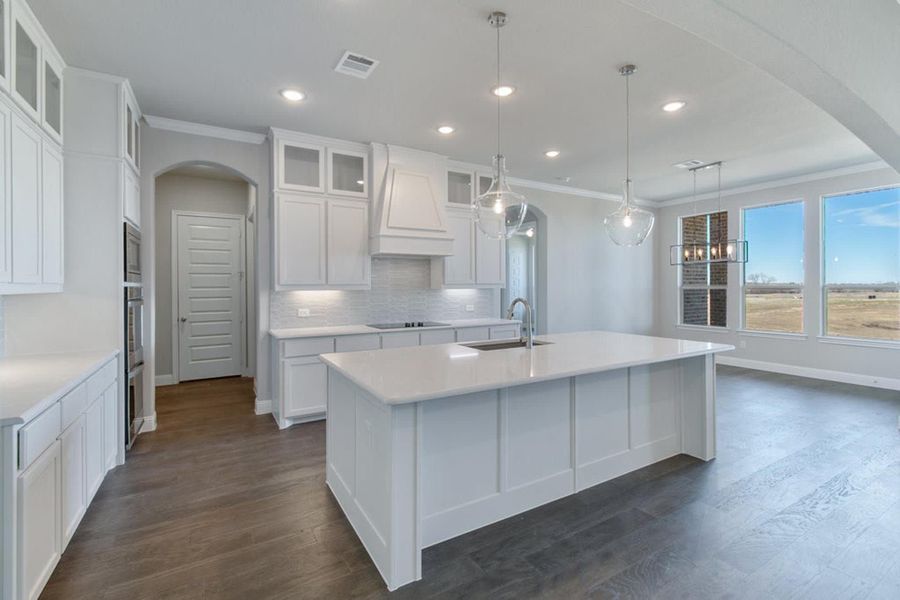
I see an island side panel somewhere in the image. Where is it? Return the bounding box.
[325,370,419,591]
[680,354,716,461]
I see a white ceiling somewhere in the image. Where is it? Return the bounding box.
[31,0,877,201]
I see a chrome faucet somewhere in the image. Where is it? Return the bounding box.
[505,297,534,349]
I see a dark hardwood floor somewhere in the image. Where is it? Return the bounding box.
[41,367,900,599]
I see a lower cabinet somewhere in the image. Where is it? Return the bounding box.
[102,381,118,470]
[283,357,328,418]
[455,327,491,343]
[18,441,61,600]
[84,395,105,503]
[59,415,86,549]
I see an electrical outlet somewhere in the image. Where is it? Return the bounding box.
[297,308,311,317]
[739,339,747,349]
[465,304,475,312]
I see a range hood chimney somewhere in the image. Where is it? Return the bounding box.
[369,143,453,256]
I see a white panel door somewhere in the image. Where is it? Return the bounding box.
[59,415,86,549]
[10,112,41,283]
[176,213,244,381]
[443,212,475,285]
[327,200,369,285]
[41,142,63,284]
[0,102,10,283]
[18,441,61,600]
[475,215,505,285]
[276,193,326,286]
[283,357,327,418]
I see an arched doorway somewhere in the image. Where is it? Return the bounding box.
[502,206,549,335]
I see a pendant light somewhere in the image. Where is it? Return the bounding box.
[472,11,527,240]
[669,161,748,265]
[603,64,655,246]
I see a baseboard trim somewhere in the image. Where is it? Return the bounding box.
[255,399,272,415]
[139,413,158,433]
[155,374,177,386]
[716,356,900,391]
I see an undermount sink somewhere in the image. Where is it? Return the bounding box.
[460,339,553,351]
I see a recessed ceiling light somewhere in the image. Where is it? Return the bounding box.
[280,89,306,102]
[437,125,455,135]
[662,100,686,112]
[492,85,516,97]
[544,150,560,158]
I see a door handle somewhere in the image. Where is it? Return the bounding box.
[179,317,187,323]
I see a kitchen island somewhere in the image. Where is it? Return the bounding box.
[320,330,733,590]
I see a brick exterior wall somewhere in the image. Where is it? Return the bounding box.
[681,211,727,327]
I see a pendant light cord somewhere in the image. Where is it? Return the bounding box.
[496,22,502,159]
[625,72,630,188]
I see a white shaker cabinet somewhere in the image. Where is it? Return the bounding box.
[275,192,326,287]
[102,381,118,470]
[283,357,328,419]
[0,100,9,283]
[17,440,61,600]
[83,393,105,503]
[40,141,62,284]
[59,415,86,549]
[123,166,140,229]
[326,200,369,286]
[475,215,505,286]
[10,110,39,283]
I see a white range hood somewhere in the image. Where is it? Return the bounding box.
[369,143,453,256]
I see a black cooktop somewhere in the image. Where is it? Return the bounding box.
[367,321,450,330]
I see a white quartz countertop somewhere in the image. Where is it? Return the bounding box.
[320,330,734,405]
[269,318,519,339]
[0,350,118,426]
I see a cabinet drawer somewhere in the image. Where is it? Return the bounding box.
[455,327,491,343]
[335,334,380,353]
[282,337,335,358]
[490,325,520,340]
[380,332,420,349]
[86,359,117,400]
[420,329,456,345]
[19,403,61,470]
[60,383,88,430]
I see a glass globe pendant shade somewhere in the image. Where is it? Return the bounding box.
[603,179,655,246]
[473,154,527,240]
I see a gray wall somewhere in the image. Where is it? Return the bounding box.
[140,126,271,417]
[154,172,250,378]
[654,166,900,383]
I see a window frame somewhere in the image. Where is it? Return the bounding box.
[676,209,729,330]
[739,199,806,335]
[819,184,900,347]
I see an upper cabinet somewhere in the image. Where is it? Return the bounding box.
[0,0,9,91]
[122,84,140,173]
[271,129,371,290]
[41,47,61,141]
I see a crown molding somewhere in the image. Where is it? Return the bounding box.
[64,66,127,84]
[655,160,890,207]
[144,115,266,145]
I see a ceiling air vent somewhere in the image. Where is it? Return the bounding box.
[334,51,380,79]
[673,159,706,169]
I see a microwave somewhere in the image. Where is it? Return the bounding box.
[124,223,141,284]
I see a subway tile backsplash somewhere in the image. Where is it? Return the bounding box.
[270,257,499,328]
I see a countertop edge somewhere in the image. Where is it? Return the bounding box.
[320,344,735,405]
[0,349,120,427]
[269,319,521,339]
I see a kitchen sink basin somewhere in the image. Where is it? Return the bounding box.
[460,340,553,351]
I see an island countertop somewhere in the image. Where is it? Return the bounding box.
[319,330,734,405]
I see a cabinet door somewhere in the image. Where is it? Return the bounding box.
[278,140,324,193]
[475,215,505,286]
[18,441,61,600]
[327,200,369,285]
[276,193,325,287]
[455,326,490,343]
[381,331,419,349]
[123,167,140,228]
[419,328,455,345]
[490,325,520,340]
[0,101,10,283]
[41,142,62,284]
[11,113,41,283]
[11,5,40,121]
[443,212,475,285]
[103,382,118,470]
[84,395,104,502]
[328,148,367,198]
[42,52,62,142]
[283,357,327,418]
[0,0,9,90]
[59,415,86,549]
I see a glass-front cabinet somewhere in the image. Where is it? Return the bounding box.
[12,8,39,120]
[327,148,366,197]
[0,0,8,90]
[42,50,62,140]
[447,170,473,206]
[122,85,140,172]
[278,140,325,192]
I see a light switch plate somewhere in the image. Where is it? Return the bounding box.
[297,308,311,317]
[465,304,475,312]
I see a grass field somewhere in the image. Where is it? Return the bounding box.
[744,290,900,340]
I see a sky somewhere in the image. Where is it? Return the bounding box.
[743,187,900,285]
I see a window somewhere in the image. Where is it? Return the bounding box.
[680,211,727,327]
[822,186,900,342]
[742,201,805,333]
